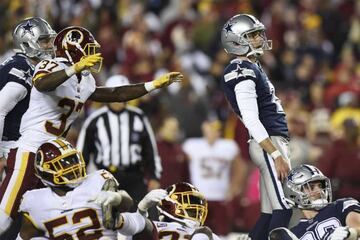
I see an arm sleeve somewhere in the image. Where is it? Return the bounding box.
[234,80,269,143]
[117,211,146,236]
[142,116,162,180]
[0,82,28,147]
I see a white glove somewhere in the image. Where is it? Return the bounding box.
[138,189,168,215]
[330,226,358,240]
[91,190,126,207]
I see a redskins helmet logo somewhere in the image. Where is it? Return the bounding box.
[63,29,84,47]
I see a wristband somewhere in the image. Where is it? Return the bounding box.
[65,66,76,77]
[144,81,155,92]
[270,150,282,159]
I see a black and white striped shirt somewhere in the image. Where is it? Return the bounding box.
[77,105,162,180]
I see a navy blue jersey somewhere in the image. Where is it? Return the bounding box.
[0,54,33,141]
[221,59,289,138]
[291,198,360,239]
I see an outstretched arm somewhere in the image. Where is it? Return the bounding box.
[117,189,167,239]
[89,83,148,102]
[89,72,183,102]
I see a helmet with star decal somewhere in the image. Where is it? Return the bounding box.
[221,14,272,57]
[13,17,56,60]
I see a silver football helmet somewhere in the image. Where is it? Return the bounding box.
[221,14,272,57]
[13,17,56,59]
[283,164,332,210]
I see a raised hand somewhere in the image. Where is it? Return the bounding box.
[138,189,168,216]
[74,53,103,73]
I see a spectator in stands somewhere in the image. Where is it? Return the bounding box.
[317,118,360,200]
[156,116,188,188]
[183,119,247,237]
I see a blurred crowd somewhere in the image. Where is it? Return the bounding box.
[0,0,359,235]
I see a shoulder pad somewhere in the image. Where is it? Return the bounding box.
[224,61,257,83]
[338,198,360,212]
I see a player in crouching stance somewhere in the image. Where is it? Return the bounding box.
[95,182,221,240]
[17,138,133,239]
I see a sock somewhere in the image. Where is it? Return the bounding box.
[249,213,272,240]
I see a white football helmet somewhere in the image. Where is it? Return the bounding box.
[283,164,332,210]
[13,17,56,59]
[221,14,272,57]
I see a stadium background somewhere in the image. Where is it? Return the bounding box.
[0,0,359,238]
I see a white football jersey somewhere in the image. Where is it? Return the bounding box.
[154,221,221,240]
[18,57,96,152]
[19,170,117,239]
[183,138,239,201]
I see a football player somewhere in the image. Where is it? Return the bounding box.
[0,17,55,238]
[17,138,133,239]
[220,14,292,239]
[0,17,55,172]
[0,26,183,236]
[96,182,221,240]
[276,164,360,240]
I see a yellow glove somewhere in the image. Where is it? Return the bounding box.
[74,53,103,73]
[145,72,183,92]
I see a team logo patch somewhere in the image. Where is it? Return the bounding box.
[223,22,233,36]
[224,65,256,82]
[64,30,84,46]
[21,21,35,37]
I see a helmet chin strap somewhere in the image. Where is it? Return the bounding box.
[65,49,74,64]
[246,49,264,57]
[159,209,201,228]
[245,38,272,57]
[311,199,329,210]
[183,218,200,228]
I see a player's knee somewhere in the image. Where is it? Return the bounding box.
[0,208,13,234]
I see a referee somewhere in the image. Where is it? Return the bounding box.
[77,75,162,207]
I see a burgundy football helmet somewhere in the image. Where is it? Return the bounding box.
[157,182,208,228]
[53,26,102,72]
[35,138,86,188]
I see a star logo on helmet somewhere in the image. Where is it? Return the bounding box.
[21,21,35,37]
[224,22,233,35]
